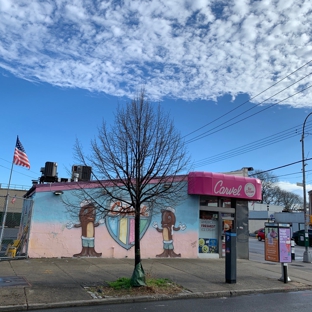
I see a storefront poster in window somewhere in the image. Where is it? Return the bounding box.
[199,218,218,253]
[198,238,218,253]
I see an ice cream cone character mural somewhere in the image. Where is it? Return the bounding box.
[66,200,104,257]
[153,207,186,257]
[105,201,151,250]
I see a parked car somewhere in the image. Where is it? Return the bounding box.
[292,229,312,246]
[256,228,265,241]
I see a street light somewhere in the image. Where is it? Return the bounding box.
[301,112,312,263]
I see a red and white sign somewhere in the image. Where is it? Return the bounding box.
[188,172,262,200]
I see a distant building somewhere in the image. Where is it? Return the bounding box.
[274,211,304,233]
[0,187,27,228]
[249,203,284,233]
[249,202,305,235]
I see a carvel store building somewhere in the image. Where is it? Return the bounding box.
[22,171,261,259]
[188,172,262,259]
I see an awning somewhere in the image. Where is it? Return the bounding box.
[188,172,262,201]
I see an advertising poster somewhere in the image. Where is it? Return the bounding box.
[198,238,218,253]
[265,227,279,262]
[279,228,291,263]
[199,219,218,254]
[200,219,217,232]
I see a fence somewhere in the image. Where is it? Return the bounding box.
[0,194,33,259]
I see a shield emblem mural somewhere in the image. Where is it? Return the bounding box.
[105,201,151,250]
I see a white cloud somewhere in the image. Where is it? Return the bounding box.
[276,181,312,197]
[0,0,311,105]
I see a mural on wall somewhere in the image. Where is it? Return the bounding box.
[105,201,151,250]
[66,200,104,257]
[25,184,200,259]
[153,207,186,257]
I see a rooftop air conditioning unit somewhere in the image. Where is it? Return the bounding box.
[44,162,58,177]
[40,162,58,183]
[72,165,92,181]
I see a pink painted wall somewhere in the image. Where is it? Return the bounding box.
[27,222,198,259]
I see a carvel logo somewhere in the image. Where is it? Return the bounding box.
[213,180,256,198]
[244,183,256,197]
[105,201,151,250]
[213,180,242,196]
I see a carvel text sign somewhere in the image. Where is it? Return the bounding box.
[188,172,262,201]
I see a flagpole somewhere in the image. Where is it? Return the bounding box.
[0,147,15,250]
[1,136,30,251]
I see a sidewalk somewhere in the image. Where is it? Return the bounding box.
[1,257,312,311]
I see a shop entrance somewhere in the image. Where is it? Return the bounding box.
[198,199,235,258]
[198,196,250,259]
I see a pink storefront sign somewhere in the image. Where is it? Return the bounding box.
[188,172,262,201]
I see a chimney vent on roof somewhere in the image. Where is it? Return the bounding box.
[73,173,79,182]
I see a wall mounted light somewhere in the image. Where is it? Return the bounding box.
[54,190,63,195]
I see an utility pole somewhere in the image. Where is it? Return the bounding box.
[301,112,312,263]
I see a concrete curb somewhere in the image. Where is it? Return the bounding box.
[1,285,312,312]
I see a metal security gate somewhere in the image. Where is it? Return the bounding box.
[0,194,33,260]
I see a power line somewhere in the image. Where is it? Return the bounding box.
[187,85,312,153]
[192,121,312,167]
[249,158,312,176]
[274,171,305,179]
[183,59,312,140]
[0,161,38,180]
[186,75,312,144]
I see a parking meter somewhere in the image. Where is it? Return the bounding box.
[225,229,236,284]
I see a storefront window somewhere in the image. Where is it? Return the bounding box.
[198,210,218,254]
[200,196,218,207]
[200,211,218,220]
[221,198,232,208]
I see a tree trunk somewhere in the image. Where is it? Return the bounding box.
[130,202,146,286]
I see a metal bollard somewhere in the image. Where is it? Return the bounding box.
[291,239,295,260]
[279,263,291,283]
[283,263,288,283]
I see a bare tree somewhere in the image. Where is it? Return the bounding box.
[250,170,303,210]
[276,189,303,211]
[250,170,278,204]
[264,185,281,205]
[73,89,190,286]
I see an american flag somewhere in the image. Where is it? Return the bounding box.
[13,136,30,169]
[11,195,16,204]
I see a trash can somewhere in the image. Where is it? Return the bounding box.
[298,233,305,247]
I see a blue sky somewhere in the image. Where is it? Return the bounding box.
[1,0,312,198]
